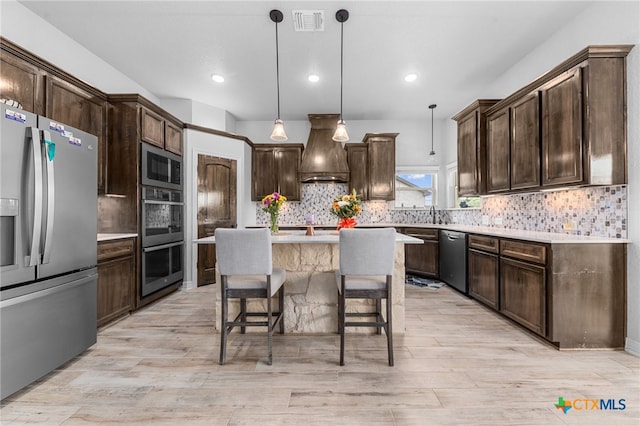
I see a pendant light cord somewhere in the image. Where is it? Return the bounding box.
[275,20,281,120]
[429,104,436,155]
[339,20,344,121]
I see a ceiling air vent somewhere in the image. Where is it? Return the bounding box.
[292,10,324,32]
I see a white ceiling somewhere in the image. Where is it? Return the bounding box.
[19,1,595,122]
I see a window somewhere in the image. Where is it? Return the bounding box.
[446,164,480,208]
[394,167,438,208]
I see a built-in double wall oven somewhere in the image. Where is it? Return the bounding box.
[140,144,184,297]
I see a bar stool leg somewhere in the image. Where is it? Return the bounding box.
[279,288,285,334]
[386,276,394,367]
[339,278,346,366]
[240,298,247,334]
[220,277,228,365]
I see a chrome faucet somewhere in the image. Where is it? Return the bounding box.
[429,205,436,224]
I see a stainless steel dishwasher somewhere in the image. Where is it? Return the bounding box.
[439,230,468,294]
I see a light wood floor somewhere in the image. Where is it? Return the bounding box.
[1,284,638,425]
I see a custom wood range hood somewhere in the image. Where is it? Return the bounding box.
[299,114,350,182]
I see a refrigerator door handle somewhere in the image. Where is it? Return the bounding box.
[41,131,55,264]
[26,127,43,267]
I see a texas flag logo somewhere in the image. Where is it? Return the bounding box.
[555,397,572,414]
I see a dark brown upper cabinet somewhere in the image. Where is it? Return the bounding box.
[1,39,110,194]
[486,93,542,194]
[140,106,183,155]
[165,121,183,155]
[486,107,511,193]
[345,134,397,201]
[510,92,540,190]
[0,48,45,115]
[45,75,108,195]
[363,133,398,201]
[540,68,583,186]
[480,45,632,195]
[345,143,369,200]
[45,75,107,149]
[539,49,630,188]
[453,100,499,196]
[107,95,184,196]
[141,107,165,148]
[251,144,303,201]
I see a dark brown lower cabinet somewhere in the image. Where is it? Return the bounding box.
[468,249,499,309]
[404,228,439,277]
[97,238,136,328]
[500,257,546,336]
[547,243,626,349]
[466,233,625,349]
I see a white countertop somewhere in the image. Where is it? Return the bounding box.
[246,223,627,244]
[194,230,423,245]
[395,224,628,244]
[97,233,138,242]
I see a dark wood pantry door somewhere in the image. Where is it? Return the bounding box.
[197,154,237,287]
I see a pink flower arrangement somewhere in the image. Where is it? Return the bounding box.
[262,192,286,215]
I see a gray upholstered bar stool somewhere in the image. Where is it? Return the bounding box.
[214,228,286,365]
[336,227,396,366]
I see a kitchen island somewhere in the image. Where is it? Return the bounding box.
[195,230,422,335]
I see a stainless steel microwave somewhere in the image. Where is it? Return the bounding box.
[141,143,182,190]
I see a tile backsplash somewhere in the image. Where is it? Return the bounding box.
[255,183,627,239]
[473,185,627,238]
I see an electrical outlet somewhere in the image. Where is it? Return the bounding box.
[494,217,503,226]
[482,215,490,225]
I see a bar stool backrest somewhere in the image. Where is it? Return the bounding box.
[339,228,396,276]
[215,228,272,276]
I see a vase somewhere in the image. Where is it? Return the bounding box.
[269,212,279,234]
[337,217,357,230]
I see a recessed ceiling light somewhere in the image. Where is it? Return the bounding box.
[404,73,417,82]
[308,74,320,83]
[211,74,225,83]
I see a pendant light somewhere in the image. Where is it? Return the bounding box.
[332,9,350,142]
[429,104,437,156]
[269,9,288,141]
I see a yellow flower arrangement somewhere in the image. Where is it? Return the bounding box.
[262,192,286,233]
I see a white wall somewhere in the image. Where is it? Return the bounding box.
[483,1,640,355]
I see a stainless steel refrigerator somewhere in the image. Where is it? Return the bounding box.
[0,104,98,399]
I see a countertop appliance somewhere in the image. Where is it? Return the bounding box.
[439,230,468,295]
[0,104,98,399]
